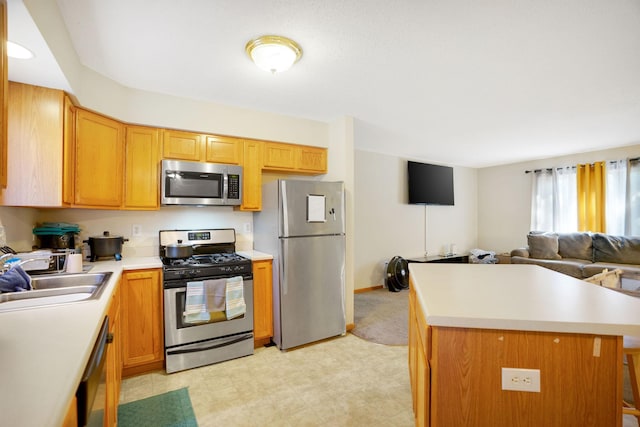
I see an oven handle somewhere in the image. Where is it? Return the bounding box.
[166,332,253,355]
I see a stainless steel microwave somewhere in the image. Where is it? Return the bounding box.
[161,159,242,206]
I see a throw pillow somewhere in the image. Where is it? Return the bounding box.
[592,233,640,264]
[527,232,562,260]
[557,232,593,260]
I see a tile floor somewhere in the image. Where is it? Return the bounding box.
[120,334,414,426]
[120,333,639,427]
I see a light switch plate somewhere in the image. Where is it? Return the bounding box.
[501,367,541,392]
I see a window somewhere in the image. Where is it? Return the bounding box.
[531,158,640,235]
[530,167,577,232]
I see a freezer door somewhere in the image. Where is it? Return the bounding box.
[278,235,346,350]
[279,180,345,237]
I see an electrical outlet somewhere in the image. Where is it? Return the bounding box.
[243,222,252,233]
[501,368,541,392]
[132,224,142,237]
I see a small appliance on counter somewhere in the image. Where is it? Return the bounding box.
[32,222,81,250]
[84,231,128,262]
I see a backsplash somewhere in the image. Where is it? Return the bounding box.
[0,206,254,257]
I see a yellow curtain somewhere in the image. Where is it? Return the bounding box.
[577,161,606,232]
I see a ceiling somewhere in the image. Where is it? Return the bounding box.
[7,0,640,168]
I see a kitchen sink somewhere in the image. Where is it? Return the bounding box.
[0,272,112,312]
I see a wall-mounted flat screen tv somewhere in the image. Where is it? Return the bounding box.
[408,161,454,205]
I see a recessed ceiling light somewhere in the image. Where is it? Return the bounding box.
[7,41,34,59]
[245,35,302,74]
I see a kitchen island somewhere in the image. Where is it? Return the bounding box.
[408,263,640,427]
[0,257,162,427]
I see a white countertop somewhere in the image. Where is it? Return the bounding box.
[0,256,162,427]
[237,250,273,261]
[409,264,640,337]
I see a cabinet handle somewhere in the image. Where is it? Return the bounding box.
[106,332,114,344]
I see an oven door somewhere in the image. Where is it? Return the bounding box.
[164,278,253,348]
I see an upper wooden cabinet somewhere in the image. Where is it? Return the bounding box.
[297,145,327,173]
[74,109,124,208]
[240,140,263,211]
[1,82,67,207]
[263,141,327,174]
[62,96,76,205]
[0,0,7,189]
[205,135,242,164]
[263,142,296,170]
[124,126,160,209]
[162,130,203,161]
[163,131,243,165]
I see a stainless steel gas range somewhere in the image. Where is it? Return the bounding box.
[159,228,253,373]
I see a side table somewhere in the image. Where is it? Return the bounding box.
[407,254,469,264]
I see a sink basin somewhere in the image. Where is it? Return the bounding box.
[0,272,112,312]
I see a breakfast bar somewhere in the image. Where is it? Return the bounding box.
[408,263,640,426]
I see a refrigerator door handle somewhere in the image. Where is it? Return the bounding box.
[281,181,289,236]
[281,239,288,295]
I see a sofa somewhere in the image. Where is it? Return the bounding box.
[510,232,640,280]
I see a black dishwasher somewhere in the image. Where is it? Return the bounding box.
[76,316,110,427]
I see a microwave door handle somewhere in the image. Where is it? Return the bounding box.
[223,172,229,201]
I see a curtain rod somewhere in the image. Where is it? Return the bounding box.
[525,167,575,174]
[525,157,639,174]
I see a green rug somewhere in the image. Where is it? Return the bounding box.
[118,387,198,427]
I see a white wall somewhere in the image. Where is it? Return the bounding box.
[354,150,478,290]
[478,144,640,253]
[34,207,254,258]
[0,206,38,251]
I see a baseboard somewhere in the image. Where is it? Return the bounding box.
[254,337,272,348]
[354,285,383,294]
[122,360,165,378]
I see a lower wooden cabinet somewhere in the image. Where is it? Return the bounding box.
[105,277,122,427]
[121,268,164,377]
[409,279,622,426]
[61,396,77,427]
[252,259,273,346]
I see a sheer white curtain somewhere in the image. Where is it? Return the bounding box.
[606,158,640,236]
[630,159,640,235]
[605,159,628,235]
[530,167,577,232]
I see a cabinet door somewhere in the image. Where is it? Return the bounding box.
[75,109,124,207]
[0,0,7,188]
[240,140,263,211]
[205,135,242,164]
[252,259,273,343]
[162,129,203,161]
[2,82,65,206]
[263,142,296,171]
[297,146,327,173]
[62,96,75,205]
[121,269,164,373]
[105,278,121,427]
[124,126,160,209]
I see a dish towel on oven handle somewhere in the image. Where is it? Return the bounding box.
[183,281,209,324]
[225,276,246,320]
[183,277,245,323]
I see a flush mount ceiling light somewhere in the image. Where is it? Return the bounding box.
[245,35,302,74]
[7,41,34,59]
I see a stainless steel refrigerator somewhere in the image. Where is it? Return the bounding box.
[253,179,346,350]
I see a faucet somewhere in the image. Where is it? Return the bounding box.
[1,257,42,274]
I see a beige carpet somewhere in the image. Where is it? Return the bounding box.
[352,288,408,346]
